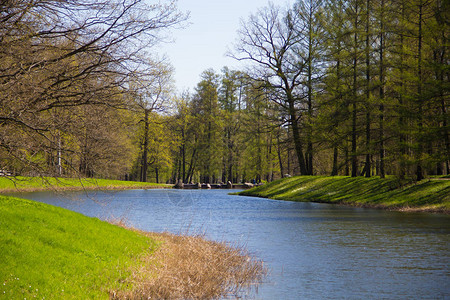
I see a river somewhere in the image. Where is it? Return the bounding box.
[18,189,450,299]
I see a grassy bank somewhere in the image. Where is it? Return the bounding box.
[1,194,265,299]
[0,195,156,299]
[0,176,171,193]
[239,176,450,213]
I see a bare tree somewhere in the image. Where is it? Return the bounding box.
[230,3,313,175]
[128,61,174,182]
[0,0,187,177]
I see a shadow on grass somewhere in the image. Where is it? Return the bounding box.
[240,176,450,213]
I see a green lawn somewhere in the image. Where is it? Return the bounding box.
[0,176,171,193]
[239,176,450,213]
[0,195,158,299]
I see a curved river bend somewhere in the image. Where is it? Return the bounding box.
[20,189,449,299]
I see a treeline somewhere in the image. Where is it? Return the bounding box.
[165,0,448,184]
[164,68,295,184]
[239,0,449,181]
[1,0,448,184]
[0,0,186,179]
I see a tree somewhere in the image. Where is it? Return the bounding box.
[320,0,348,176]
[376,0,387,178]
[0,0,187,178]
[219,67,245,182]
[130,62,174,182]
[294,0,327,175]
[73,105,134,178]
[386,0,449,180]
[169,92,203,184]
[240,82,281,182]
[191,70,222,183]
[232,3,312,175]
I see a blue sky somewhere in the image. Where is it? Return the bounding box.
[157,0,293,92]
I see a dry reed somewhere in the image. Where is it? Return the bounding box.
[109,229,266,300]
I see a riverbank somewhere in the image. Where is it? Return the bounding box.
[0,176,172,193]
[1,194,265,299]
[238,176,450,214]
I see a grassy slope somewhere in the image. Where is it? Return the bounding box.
[239,176,450,213]
[0,195,157,299]
[0,177,171,193]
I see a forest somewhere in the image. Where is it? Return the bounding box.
[0,0,448,184]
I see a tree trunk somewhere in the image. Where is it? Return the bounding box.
[277,131,285,178]
[228,153,233,182]
[345,143,350,176]
[379,0,385,178]
[365,0,371,178]
[351,102,358,177]
[398,0,407,179]
[57,132,62,176]
[351,2,359,177]
[287,93,308,175]
[186,148,197,183]
[435,5,450,174]
[307,6,314,175]
[140,109,149,182]
[227,128,233,182]
[287,148,291,176]
[441,89,450,175]
[182,129,186,183]
[416,0,424,181]
[331,146,339,176]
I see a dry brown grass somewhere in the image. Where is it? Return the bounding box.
[109,230,266,300]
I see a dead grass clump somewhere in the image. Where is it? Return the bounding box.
[111,232,266,299]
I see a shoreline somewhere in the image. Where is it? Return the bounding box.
[0,176,173,194]
[2,176,448,214]
[0,184,172,194]
[1,192,265,299]
[238,176,450,215]
[322,199,449,214]
[240,193,450,214]
[110,228,266,299]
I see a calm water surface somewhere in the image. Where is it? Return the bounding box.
[19,189,450,299]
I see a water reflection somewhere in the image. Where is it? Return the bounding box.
[15,189,450,299]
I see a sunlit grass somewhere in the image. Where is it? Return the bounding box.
[0,195,156,299]
[1,194,267,299]
[240,176,450,213]
[0,176,171,193]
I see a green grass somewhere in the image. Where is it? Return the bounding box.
[0,195,158,299]
[239,176,450,213]
[0,176,171,192]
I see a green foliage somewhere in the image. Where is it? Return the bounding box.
[240,176,450,212]
[0,0,186,181]
[168,69,284,184]
[2,0,448,187]
[192,70,223,182]
[0,195,157,299]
